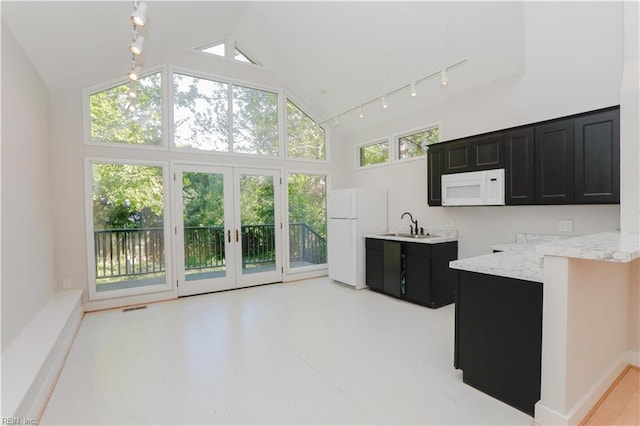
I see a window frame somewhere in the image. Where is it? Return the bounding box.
[394,124,440,163]
[83,64,168,150]
[168,65,285,159]
[285,94,328,162]
[355,138,391,169]
[84,157,173,301]
[194,37,262,68]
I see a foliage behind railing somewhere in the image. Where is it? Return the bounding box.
[94,223,326,280]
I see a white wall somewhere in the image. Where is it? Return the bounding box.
[335,2,624,257]
[1,22,56,350]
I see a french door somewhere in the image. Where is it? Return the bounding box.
[174,165,282,296]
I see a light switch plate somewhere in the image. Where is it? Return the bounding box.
[557,219,574,232]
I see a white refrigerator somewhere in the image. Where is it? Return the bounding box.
[327,188,387,289]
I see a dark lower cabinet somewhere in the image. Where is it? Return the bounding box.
[365,238,458,308]
[454,270,543,416]
[575,109,620,203]
[365,239,384,292]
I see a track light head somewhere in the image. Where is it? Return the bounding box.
[128,83,138,99]
[334,116,340,126]
[440,69,449,87]
[381,96,388,109]
[410,82,417,97]
[358,106,364,119]
[130,2,148,27]
[128,65,142,81]
[126,100,137,112]
[129,34,145,56]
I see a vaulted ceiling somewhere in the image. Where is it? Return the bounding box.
[2,1,525,133]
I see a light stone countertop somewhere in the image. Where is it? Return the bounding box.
[535,231,640,263]
[366,228,458,245]
[449,251,544,283]
[453,233,568,282]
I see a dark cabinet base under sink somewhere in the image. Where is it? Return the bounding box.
[365,238,458,308]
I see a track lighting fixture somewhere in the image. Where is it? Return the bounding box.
[129,34,145,56]
[318,59,467,126]
[440,69,448,87]
[130,1,148,27]
[126,100,137,112]
[128,65,142,81]
[128,83,138,99]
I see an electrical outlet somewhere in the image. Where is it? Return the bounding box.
[62,279,71,289]
[557,219,574,233]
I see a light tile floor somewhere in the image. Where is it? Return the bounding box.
[40,278,533,425]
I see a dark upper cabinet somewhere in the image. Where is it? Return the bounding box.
[444,140,472,173]
[505,127,535,205]
[574,109,620,204]
[428,106,619,207]
[427,145,444,206]
[473,133,504,170]
[535,119,575,204]
[443,133,503,174]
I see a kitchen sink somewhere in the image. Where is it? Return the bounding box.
[379,232,440,239]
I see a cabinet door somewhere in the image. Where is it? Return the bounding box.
[575,109,620,204]
[505,127,535,205]
[444,140,473,173]
[473,133,504,170]
[365,239,384,292]
[535,119,575,204]
[383,241,402,298]
[403,243,431,306]
[427,145,444,206]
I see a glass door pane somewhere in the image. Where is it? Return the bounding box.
[175,165,235,296]
[235,169,282,287]
[90,162,169,298]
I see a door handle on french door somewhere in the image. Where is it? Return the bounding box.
[227,229,231,243]
[236,229,239,242]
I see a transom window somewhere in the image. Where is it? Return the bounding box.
[89,72,162,146]
[172,72,279,156]
[199,40,259,65]
[358,139,389,167]
[398,126,439,160]
[287,100,326,160]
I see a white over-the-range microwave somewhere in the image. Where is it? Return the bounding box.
[441,168,505,206]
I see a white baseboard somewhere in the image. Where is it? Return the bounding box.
[535,354,631,425]
[1,289,83,421]
[624,349,640,367]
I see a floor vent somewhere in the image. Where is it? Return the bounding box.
[122,306,147,312]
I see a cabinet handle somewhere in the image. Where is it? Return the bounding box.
[236,229,239,242]
[227,229,231,243]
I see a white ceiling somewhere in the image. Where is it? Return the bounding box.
[2,1,525,132]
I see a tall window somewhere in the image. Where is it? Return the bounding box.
[89,162,168,295]
[287,100,326,160]
[358,139,390,167]
[398,127,439,160]
[288,173,327,269]
[89,72,162,146]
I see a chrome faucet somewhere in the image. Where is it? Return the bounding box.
[401,212,419,235]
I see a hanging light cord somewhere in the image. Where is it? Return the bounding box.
[319,58,467,126]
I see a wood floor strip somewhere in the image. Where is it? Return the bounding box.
[581,365,640,426]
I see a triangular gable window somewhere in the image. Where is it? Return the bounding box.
[201,41,225,58]
[198,40,260,66]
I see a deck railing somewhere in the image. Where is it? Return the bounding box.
[94,223,326,280]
